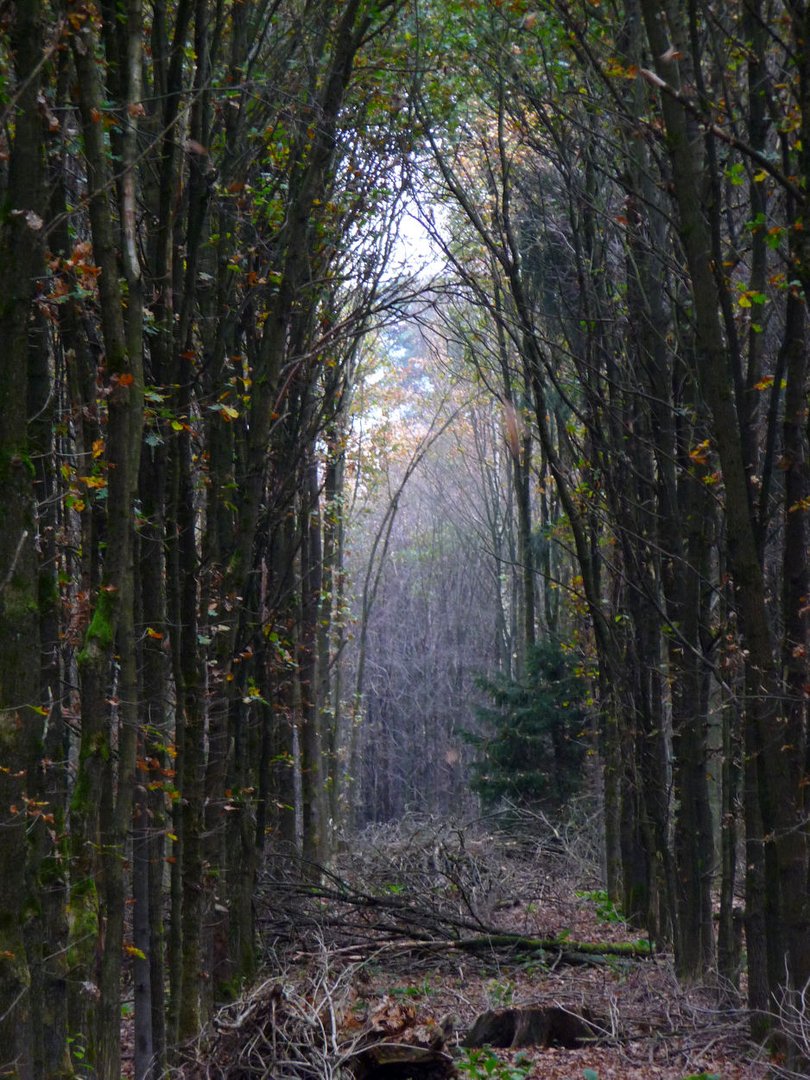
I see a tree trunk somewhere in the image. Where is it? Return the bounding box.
[0,0,45,1070]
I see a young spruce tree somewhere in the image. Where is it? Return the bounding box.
[467,642,587,812]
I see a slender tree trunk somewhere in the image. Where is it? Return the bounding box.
[177,420,205,1042]
[300,451,326,866]
[717,684,742,991]
[67,10,139,1064]
[0,0,45,1070]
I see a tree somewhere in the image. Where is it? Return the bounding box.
[467,641,588,811]
[0,0,46,1070]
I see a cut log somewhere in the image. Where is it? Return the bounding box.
[349,1043,457,1079]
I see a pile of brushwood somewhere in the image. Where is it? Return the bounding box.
[171,813,770,1080]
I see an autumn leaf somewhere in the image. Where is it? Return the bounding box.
[503,401,521,461]
[689,439,711,466]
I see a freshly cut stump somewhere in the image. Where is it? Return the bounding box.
[463,1005,598,1049]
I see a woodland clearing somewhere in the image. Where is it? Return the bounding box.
[156,817,772,1080]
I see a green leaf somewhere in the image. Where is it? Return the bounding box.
[726,161,745,186]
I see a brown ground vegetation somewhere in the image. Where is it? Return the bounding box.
[160,818,772,1080]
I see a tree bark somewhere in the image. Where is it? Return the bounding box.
[0,0,45,1070]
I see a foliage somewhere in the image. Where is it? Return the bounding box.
[389,977,434,1000]
[576,890,625,925]
[485,979,515,1008]
[457,1047,532,1080]
[466,641,588,810]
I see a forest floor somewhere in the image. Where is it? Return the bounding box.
[168,816,777,1080]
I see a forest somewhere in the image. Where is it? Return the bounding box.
[1,0,810,1076]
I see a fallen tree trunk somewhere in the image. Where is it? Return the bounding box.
[449,933,653,961]
[292,933,653,971]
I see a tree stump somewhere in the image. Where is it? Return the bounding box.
[463,1005,599,1049]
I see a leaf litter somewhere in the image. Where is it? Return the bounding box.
[138,816,772,1079]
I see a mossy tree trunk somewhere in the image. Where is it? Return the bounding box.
[0,0,45,1071]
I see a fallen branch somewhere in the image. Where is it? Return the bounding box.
[265,876,493,939]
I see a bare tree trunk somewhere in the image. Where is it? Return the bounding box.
[300,452,326,867]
